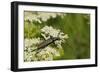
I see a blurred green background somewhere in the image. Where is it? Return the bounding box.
[24,12,90,60]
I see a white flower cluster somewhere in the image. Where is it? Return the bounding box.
[24,12,66,23]
[24,38,41,61]
[41,26,68,48]
[36,46,60,61]
[25,38,41,48]
[24,26,68,62]
[24,43,60,61]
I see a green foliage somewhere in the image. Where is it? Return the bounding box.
[24,20,41,38]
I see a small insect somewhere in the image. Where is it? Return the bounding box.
[37,32,61,50]
[30,36,60,52]
[37,36,60,49]
[30,32,61,52]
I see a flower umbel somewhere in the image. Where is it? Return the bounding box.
[24,12,66,23]
[24,26,68,62]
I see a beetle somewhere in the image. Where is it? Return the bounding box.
[37,36,60,49]
[31,36,60,52]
